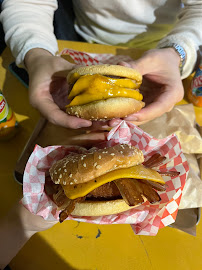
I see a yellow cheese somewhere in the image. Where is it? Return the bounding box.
[62,165,165,200]
[68,74,139,99]
[67,74,143,107]
[67,89,142,107]
[68,72,81,84]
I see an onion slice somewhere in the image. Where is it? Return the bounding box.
[144,153,166,168]
[140,179,167,191]
[114,179,144,206]
[59,197,85,223]
[157,171,180,177]
[114,178,162,206]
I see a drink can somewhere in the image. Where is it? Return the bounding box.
[187,63,202,107]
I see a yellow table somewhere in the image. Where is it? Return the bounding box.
[0,41,202,270]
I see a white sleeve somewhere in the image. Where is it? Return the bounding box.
[157,0,202,79]
[0,0,58,67]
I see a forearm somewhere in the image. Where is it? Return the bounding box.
[0,204,36,269]
[157,1,202,79]
[24,48,53,72]
[0,0,58,66]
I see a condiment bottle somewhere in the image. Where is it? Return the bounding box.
[0,90,18,140]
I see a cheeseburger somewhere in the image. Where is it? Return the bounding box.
[49,144,169,223]
[66,64,145,120]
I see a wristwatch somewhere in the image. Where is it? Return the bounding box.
[159,43,186,75]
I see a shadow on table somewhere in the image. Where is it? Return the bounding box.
[10,233,89,270]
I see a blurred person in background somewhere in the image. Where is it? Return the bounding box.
[0,0,6,54]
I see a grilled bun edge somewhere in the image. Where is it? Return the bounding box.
[66,97,145,120]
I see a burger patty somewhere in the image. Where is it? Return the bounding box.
[86,182,121,200]
[50,181,122,207]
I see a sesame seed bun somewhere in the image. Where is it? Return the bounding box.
[66,64,144,120]
[67,64,142,85]
[66,97,144,121]
[49,144,144,186]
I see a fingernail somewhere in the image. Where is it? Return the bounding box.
[110,120,121,127]
[98,125,110,130]
[125,116,138,121]
[79,122,92,128]
[119,61,132,68]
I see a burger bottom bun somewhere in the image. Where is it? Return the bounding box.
[66,97,145,121]
[71,198,143,216]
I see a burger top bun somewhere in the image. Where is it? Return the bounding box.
[67,64,142,85]
[49,144,144,186]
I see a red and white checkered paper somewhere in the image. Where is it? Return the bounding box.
[21,49,189,235]
[60,48,134,65]
[21,121,189,236]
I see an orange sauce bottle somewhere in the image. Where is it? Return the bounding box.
[0,90,18,140]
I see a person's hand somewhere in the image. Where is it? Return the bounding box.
[25,48,93,129]
[0,203,57,269]
[109,48,184,126]
[7,203,57,236]
[17,203,57,234]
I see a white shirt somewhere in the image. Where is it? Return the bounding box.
[1,0,202,79]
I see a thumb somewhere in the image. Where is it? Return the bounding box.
[124,85,174,123]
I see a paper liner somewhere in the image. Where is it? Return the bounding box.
[60,48,134,65]
[21,120,189,236]
[21,49,189,235]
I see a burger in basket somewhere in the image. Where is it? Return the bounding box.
[66,64,145,120]
[48,144,178,223]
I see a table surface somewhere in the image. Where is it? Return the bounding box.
[0,40,202,270]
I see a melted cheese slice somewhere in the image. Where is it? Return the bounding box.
[62,165,165,199]
[67,74,143,107]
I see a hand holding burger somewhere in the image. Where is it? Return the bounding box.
[110,48,184,126]
[25,48,93,129]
